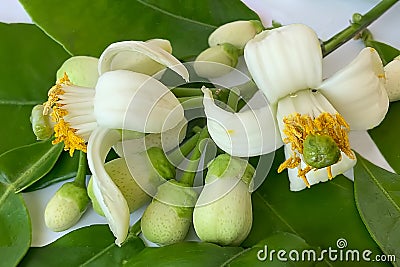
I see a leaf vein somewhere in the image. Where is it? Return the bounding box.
[0,100,40,106]
[135,0,217,29]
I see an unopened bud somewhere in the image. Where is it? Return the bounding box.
[194,43,240,78]
[45,182,89,232]
[141,180,198,245]
[384,55,400,102]
[193,154,254,246]
[209,20,263,50]
[30,104,54,140]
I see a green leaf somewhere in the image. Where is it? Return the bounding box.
[125,241,243,267]
[0,183,31,267]
[24,151,80,192]
[354,154,400,266]
[19,0,259,59]
[0,23,69,155]
[19,225,145,267]
[228,232,314,267]
[0,139,63,192]
[364,39,400,65]
[369,101,400,173]
[243,148,390,266]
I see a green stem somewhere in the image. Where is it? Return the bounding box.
[179,96,204,110]
[168,131,200,165]
[73,151,87,188]
[180,127,209,187]
[322,0,398,57]
[129,219,142,237]
[172,88,215,97]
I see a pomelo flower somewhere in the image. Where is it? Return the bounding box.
[203,24,389,191]
[42,40,189,245]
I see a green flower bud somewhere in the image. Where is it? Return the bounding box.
[303,134,341,169]
[44,182,89,232]
[193,154,254,246]
[141,180,198,245]
[87,157,151,216]
[30,104,54,140]
[208,20,264,50]
[194,43,240,78]
[56,56,99,88]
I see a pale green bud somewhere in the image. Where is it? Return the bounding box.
[30,104,54,140]
[384,55,400,102]
[194,43,240,78]
[193,154,255,246]
[141,180,198,245]
[56,56,99,88]
[208,20,263,50]
[44,182,89,232]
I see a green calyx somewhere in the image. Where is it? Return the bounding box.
[206,154,255,186]
[303,134,341,169]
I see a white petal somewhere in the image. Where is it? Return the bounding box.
[56,56,99,88]
[318,47,389,130]
[384,56,400,102]
[284,145,357,191]
[98,41,189,81]
[113,117,188,156]
[88,127,129,246]
[244,24,322,104]
[94,70,184,133]
[202,87,282,157]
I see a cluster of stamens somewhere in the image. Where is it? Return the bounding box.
[43,73,87,156]
[277,112,355,187]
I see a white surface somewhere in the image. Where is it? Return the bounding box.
[0,0,398,247]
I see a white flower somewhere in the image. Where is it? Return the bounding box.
[43,40,189,245]
[203,24,389,191]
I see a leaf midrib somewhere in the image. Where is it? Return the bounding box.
[135,0,218,29]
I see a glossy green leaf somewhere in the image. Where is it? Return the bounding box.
[20,225,145,267]
[228,232,314,267]
[364,39,400,65]
[0,23,69,155]
[369,101,400,173]
[243,148,390,266]
[0,139,63,193]
[19,0,259,59]
[0,183,31,267]
[354,154,400,266]
[24,151,80,192]
[126,241,243,267]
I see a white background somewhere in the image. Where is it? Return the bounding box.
[0,0,399,246]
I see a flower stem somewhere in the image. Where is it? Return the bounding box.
[168,131,201,166]
[180,127,209,187]
[129,219,142,237]
[73,151,88,189]
[322,0,398,57]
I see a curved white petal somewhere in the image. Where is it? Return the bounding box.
[94,70,184,133]
[384,56,400,102]
[244,24,322,104]
[202,87,282,157]
[98,41,189,81]
[284,145,357,191]
[113,117,188,156]
[88,127,129,246]
[56,56,99,88]
[318,47,389,130]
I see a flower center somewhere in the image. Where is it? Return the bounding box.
[43,73,88,156]
[277,112,355,187]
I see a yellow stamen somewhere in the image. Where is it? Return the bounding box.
[43,73,87,156]
[278,112,355,187]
